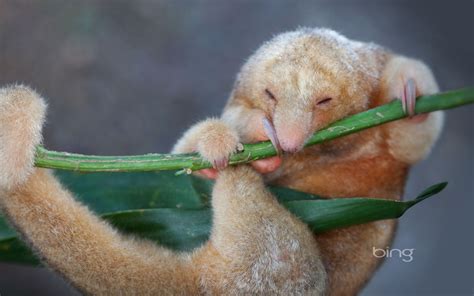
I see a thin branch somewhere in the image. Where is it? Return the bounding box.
[34,87,474,173]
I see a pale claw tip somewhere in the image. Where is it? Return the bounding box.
[404,78,417,117]
[262,117,282,154]
[213,157,229,170]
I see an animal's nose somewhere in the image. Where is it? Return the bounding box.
[278,131,307,153]
[273,106,312,154]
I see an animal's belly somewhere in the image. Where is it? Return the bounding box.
[273,154,408,199]
[317,220,397,295]
[271,154,409,294]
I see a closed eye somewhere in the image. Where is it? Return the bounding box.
[265,89,276,101]
[316,97,332,105]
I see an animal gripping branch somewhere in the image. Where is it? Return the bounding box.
[34,87,474,173]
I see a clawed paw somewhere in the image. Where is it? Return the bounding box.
[397,78,429,123]
[194,120,240,171]
[383,56,440,124]
[213,157,229,170]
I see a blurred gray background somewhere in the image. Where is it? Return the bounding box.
[0,0,472,295]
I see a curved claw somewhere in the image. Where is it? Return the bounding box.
[403,78,417,117]
[262,117,282,154]
[213,157,229,170]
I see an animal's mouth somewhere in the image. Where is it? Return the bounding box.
[263,118,312,155]
[263,118,308,154]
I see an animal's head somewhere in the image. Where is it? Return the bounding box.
[230,28,383,153]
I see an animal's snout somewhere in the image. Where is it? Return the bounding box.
[278,129,307,153]
[273,107,313,154]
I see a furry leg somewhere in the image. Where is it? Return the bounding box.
[0,85,198,295]
[197,166,327,295]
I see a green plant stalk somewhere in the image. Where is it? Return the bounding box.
[34,87,474,173]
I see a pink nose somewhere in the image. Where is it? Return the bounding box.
[278,132,307,153]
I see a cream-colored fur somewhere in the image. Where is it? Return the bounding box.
[0,27,444,296]
[174,28,444,295]
[0,85,46,189]
[172,119,240,169]
[0,85,326,294]
[380,56,444,163]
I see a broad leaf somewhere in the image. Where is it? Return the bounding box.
[0,171,446,265]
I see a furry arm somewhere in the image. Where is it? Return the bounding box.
[0,85,327,295]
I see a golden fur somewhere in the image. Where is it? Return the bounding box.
[0,28,443,295]
[175,28,443,295]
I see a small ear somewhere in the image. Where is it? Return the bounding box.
[0,85,47,189]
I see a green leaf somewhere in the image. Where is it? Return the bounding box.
[0,171,446,265]
[285,182,447,233]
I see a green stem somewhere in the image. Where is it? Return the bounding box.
[34,87,474,173]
